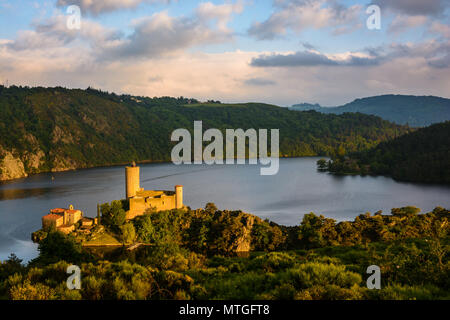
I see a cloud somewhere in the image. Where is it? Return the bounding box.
[196,1,244,33]
[250,38,450,70]
[244,77,276,86]
[5,2,242,61]
[1,0,449,107]
[7,15,121,51]
[103,11,221,59]
[102,3,241,60]
[1,43,450,106]
[248,0,362,40]
[301,42,317,50]
[429,21,450,39]
[372,0,450,17]
[250,50,381,67]
[55,0,173,15]
[388,14,428,34]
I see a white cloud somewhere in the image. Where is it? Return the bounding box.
[248,0,362,40]
[56,0,173,15]
[429,21,450,39]
[0,1,449,106]
[388,14,428,34]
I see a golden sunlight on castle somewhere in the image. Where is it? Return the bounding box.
[40,163,184,233]
[41,205,97,234]
[125,162,184,220]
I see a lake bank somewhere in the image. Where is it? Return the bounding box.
[1,157,449,262]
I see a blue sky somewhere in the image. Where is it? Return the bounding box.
[0,0,449,105]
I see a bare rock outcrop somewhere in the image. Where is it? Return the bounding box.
[0,148,28,180]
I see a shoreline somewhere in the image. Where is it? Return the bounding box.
[0,155,326,184]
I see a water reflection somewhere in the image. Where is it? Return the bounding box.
[0,186,68,201]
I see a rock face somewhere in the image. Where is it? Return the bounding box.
[235,215,255,252]
[0,149,28,180]
[50,153,79,173]
[0,133,48,180]
[0,146,81,181]
[24,149,46,172]
[0,128,80,180]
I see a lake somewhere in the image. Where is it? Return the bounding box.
[1,157,449,262]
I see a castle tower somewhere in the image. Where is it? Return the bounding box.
[126,162,140,199]
[175,185,183,209]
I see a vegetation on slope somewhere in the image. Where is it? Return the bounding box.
[0,85,409,180]
[291,94,450,127]
[2,205,448,300]
[319,122,450,184]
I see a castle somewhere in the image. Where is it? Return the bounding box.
[125,162,184,220]
[41,205,97,234]
[40,163,183,233]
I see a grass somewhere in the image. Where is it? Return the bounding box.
[81,231,122,247]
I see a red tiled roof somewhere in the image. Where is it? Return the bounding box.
[51,208,66,214]
[66,209,80,214]
[43,214,63,220]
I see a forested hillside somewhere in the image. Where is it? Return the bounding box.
[322,122,450,184]
[0,86,410,180]
[291,95,450,127]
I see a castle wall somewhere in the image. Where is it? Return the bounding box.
[42,216,63,230]
[126,193,178,220]
[58,225,75,234]
[123,165,184,220]
[63,210,82,225]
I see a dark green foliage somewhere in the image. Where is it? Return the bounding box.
[325,122,450,183]
[316,159,328,171]
[291,94,450,127]
[101,200,127,230]
[2,205,449,300]
[0,253,24,298]
[0,86,409,179]
[34,230,84,265]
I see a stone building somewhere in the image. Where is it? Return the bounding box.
[41,205,84,234]
[125,163,184,220]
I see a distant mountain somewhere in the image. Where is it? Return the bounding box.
[324,121,450,184]
[0,86,409,181]
[290,95,450,127]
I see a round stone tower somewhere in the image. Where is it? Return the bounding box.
[126,163,140,199]
[175,185,183,209]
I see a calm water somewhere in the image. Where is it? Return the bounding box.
[1,157,449,262]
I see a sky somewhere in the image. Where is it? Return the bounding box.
[0,0,449,106]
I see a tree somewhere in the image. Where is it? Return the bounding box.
[298,213,337,248]
[391,206,421,217]
[135,215,155,243]
[101,200,126,229]
[0,253,25,284]
[205,203,218,214]
[120,223,136,245]
[36,231,82,264]
[316,159,328,171]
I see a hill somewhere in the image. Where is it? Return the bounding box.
[0,86,409,181]
[291,95,450,127]
[322,121,450,184]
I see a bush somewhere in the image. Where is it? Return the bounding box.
[287,262,362,289]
